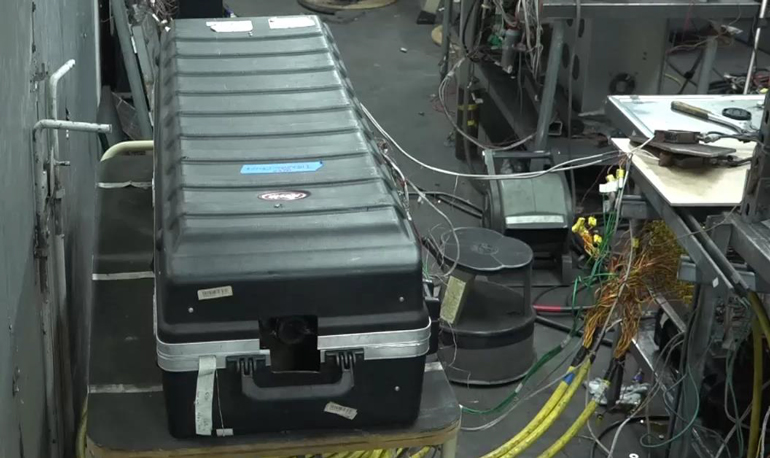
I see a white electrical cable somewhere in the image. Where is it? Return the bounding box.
[438,58,536,152]
[757,405,770,458]
[362,101,652,183]
[603,332,686,457]
[406,180,461,279]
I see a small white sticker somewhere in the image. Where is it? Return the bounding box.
[206,20,253,33]
[268,16,315,29]
[197,286,233,301]
[712,277,719,288]
[194,356,217,435]
[324,402,358,420]
[440,276,467,324]
[215,428,234,437]
[599,181,619,194]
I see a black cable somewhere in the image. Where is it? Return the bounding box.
[535,315,613,347]
[677,48,705,95]
[667,60,698,90]
[415,190,484,213]
[409,193,482,219]
[532,285,566,306]
[590,416,670,458]
[460,0,482,60]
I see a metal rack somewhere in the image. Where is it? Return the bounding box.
[609,93,770,457]
[442,0,759,158]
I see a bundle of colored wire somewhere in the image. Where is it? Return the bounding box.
[642,221,694,304]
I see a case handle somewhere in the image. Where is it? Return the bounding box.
[240,369,355,402]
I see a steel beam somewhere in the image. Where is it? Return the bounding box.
[534,21,565,151]
[679,257,770,292]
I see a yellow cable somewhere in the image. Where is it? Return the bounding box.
[411,448,432,458]
[748,292,770,343]
[536,399,599,458]
[371,449,384,458]
[749,320,764,458]
[499,362,592,458]
[76,398,88,458]
[481,367,578,458]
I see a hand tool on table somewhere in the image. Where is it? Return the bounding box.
[670,101,758,143]
[630,129,749,168]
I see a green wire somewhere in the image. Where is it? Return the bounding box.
[461,344,565,415]
[640,369,701,448]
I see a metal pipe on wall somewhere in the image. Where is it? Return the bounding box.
[31,124,60,458]
[32,109,111,458]
[48,59,77,454]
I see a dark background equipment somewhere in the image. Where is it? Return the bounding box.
[435,228,537,385]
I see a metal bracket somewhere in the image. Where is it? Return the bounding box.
[678,256,770,292]
[620,195,659,220]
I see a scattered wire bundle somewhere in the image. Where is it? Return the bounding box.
[643,221,694,304]
[145,0,177,21]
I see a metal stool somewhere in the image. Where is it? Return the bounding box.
[436,227,536,385]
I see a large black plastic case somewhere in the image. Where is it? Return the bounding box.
[154,16,429,438]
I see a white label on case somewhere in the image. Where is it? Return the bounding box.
[206,20,253,33]
[197,286,233,301]
[194,356,217,435]
[324,402,358,420]
[268,16,315,29]
[216,428,234,437]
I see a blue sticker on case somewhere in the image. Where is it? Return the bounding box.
[241,161,323,174]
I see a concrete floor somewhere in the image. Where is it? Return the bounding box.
[222,1,745,456]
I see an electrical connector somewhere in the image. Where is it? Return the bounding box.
[572,217,586,234]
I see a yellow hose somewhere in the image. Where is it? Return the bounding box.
[499,362,592,458]
[100,140,154,161]
[749,319,764,458]
[76,398,88,458]
[536,399,599,458]
[481,366,578,458]
[411,448,432,458]
[748,292,770,342]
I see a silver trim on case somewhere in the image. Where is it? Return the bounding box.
[156,321,431,372]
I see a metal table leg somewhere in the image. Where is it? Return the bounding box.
[442,435,458,458]
[440,0,454,81]
[696,37,718,94]
[668,215,732,458]
[534,21,565,151]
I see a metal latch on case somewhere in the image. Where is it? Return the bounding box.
[226,354,268,375]
[325,350,364,370]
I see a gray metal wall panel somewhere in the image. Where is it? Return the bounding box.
[1,0,99,455]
